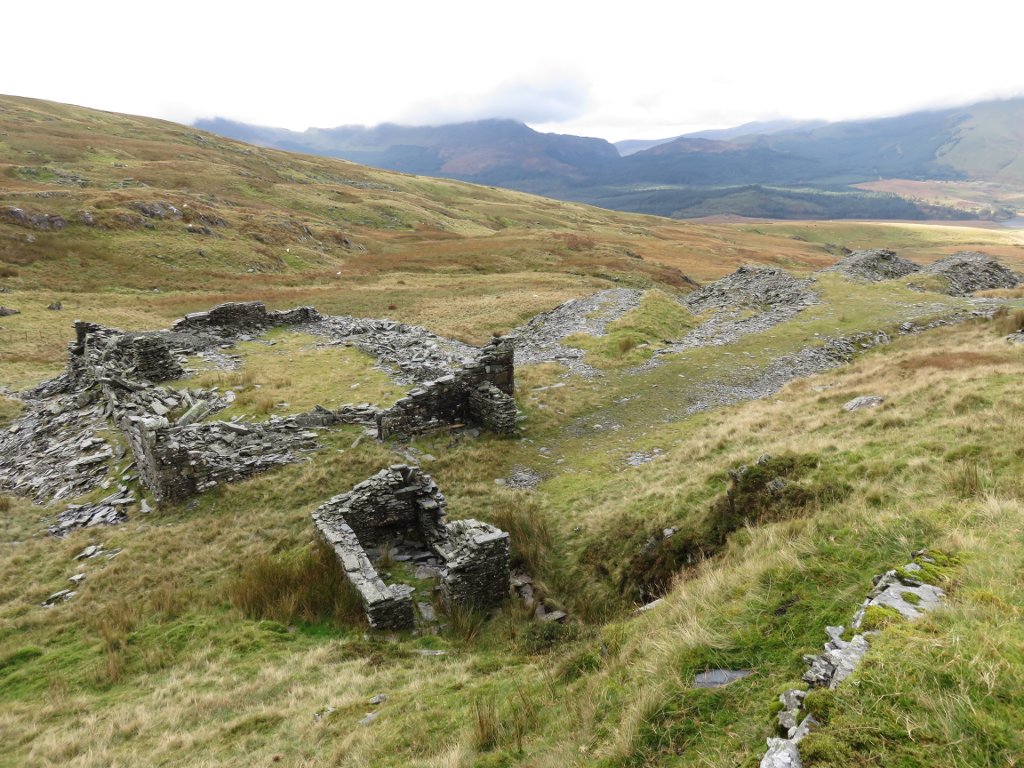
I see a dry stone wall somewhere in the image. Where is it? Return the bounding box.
[120,414,321,502]
[312,465,510,630]
[435,519,512,610]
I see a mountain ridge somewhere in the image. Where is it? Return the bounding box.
[195,97,1024,220]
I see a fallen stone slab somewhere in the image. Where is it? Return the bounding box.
[49,488,134,537]
[694,669,753,688]
[843,395,884,412]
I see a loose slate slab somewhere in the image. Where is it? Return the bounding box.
[693,669,753,688]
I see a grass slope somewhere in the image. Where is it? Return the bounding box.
[2,318,1022,767]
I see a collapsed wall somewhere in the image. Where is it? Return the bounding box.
[171,301,321,336]
[312,465,510,630]
[376,335,517,439]
[4,302,518,521]
[120,414,322,501]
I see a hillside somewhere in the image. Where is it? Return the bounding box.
[2,95,1024,768]
[195,117,620,189]
[198,98,1024,221]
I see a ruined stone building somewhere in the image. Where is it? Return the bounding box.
[312,465,511,629]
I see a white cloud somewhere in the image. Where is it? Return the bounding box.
[398,74,590,125]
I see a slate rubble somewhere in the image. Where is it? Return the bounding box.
[914,251,1020,295]
[49,487,135,537]
[637,266,819,370]
[822,248,921,281]
[512,288,643,375]
[311,315,480,384]
[760,554,947,768]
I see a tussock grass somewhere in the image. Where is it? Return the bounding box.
[227,543,366,629]
[483,493,552,575]
[993,305,1024,334]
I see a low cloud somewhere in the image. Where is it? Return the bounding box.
[399,76,590,126]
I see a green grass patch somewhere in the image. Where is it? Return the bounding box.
[564,289,694,368]
[172,329,406,420]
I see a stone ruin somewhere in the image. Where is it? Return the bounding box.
[311,465,510,629]
[1,301,520,531]
[376,335,517,439]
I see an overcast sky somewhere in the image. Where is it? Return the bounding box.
[4,1,1023,141]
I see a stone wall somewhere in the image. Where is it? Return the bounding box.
[464,336,515,395]
[312,465,511,629]
[437,519,511,611]
[314,465,448,549]
[315,517,416,629]
[468,382,518,434]
[376,335,517,439]
[120,415,321,502]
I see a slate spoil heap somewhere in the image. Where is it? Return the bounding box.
[312,465,510,630]
[683,265,817,315]
[822,248,921,281]
[652,265,819,356]
[916,251,1021,295]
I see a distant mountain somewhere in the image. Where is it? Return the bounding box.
[683,118,829,142]
[197,98,1024,220]
[613,119,827,156]
[194,117,619,189]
